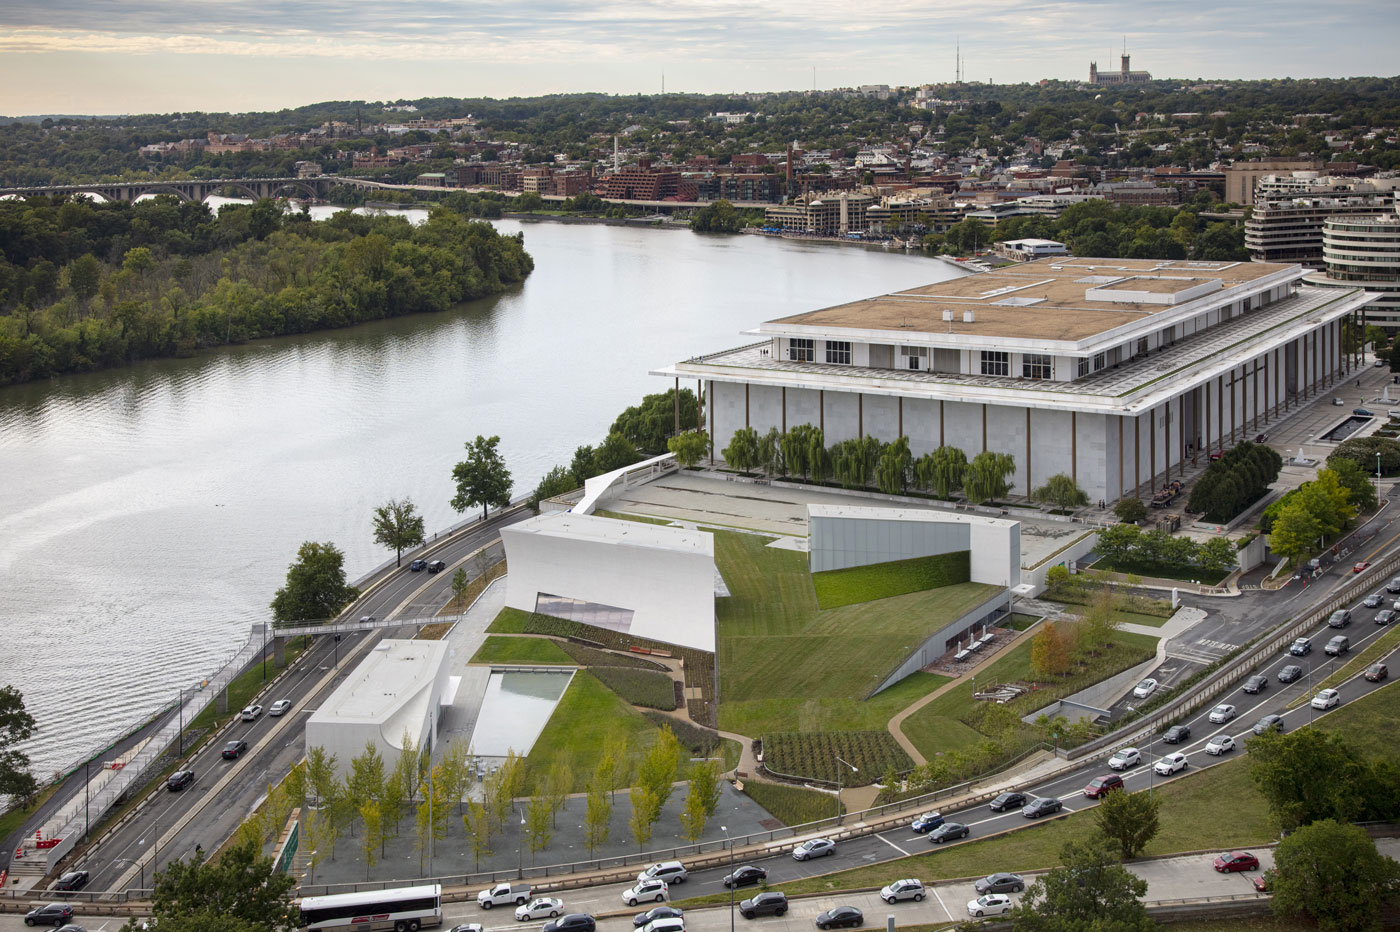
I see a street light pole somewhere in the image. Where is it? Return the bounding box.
[834,756,858,824]
[517,806,526,879]
[1308,660,1315,726]
[721,826,735,932]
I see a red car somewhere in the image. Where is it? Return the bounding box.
[1083,774,1125,799]
[1354,561,1371,573]
[1213,851,1260,873]
[1252,869,1275,892]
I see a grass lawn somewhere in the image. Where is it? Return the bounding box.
[524,670,659,794]
[1315,675,1398,758]
[741,780,840,827]
[1002,613,1041,632]
[720,671,950,741]
[469,636,575,665]
[187,639,308,733]
[1111,608,1175,629]
[1089,557,1230,585]
[812,552,970,610]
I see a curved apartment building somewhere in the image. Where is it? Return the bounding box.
[1305,210,1400,329]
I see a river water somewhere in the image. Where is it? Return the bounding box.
[0,209,961,779]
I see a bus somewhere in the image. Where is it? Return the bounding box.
[299,883,443,932]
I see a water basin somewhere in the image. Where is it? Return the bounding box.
[468,669,575,759]
[1321,415,1372,442]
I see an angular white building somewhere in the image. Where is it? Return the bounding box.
[655,257,1371,505]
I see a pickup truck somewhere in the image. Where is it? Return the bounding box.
[478,882,532,909]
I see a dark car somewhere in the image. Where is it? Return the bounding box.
[1083,774,1125,799]
[814,906,863,930]
[25,904,75,927]
[1162,724,1191,744]
[723,866,768,889]
[1213,851,1260,873]
[1242,674,1269,694]
[739,893,788,920]
[974,872,1025,895]
[53,871,89,892]
[988,791,1028,812]
[910,811,945,833]
[221,739,248,759]
[1365,662,1389,682]
[427,559,447,573]
[1376,610,1396,625]
[634,907,684,928]
[928,822,970,844]
[1328,610,1352,628]
[1325,635,1350,656]
[1022,796,1063,818]
[1277,665,1303,683]
[543,916,595,932]
[409,558,428,571]
[1363,592,1385,608]
[167,770,195,791]
[1253,714,1285,735]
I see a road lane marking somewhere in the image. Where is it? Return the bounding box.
[876,834,909,857]
[927,883,954,921]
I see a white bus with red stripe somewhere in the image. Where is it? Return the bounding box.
[299,883,443,932]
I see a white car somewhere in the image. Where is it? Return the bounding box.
[622,879,669,906]
[1205,734,1236,755]
[1208,704,1237,724]
[515,898,563,921]
[1132,678,1159,699]
[1154,752,1189,775]
[966,894,1014,918]
[1311,688,1341,710]
[1108,747,1141,771]
[793,838,836,861]
[268,699,292,717]
[880,879,926,904]
[240,705,262,721]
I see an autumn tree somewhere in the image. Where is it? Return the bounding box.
[1030,621,1071,677]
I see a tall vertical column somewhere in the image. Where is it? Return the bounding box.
[1134,415,1141,500]
[1149,408,1158,492]
[1118,416,1125,500]
[1071,411,1078,490]
[707,380,715,463]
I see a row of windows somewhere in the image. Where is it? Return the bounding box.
[788,339,851,364]
[302,898,440,924]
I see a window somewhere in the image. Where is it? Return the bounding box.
[901,346,928,370]
[980,351,1009,376]
[826,340,851,364]
[788,338,814,362]
[1022,353,1052,380]
[1078,357,1090,377]
[1093,352,1106,371]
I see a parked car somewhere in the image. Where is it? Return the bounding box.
[517,898,564,921]
[449,926,485,932]
[269,699,292,717]
[1328,610,1352,628]
[988,792,1027,812]
[240,704,263,721]
[739,893,788,920]
[814,906,863,930]
[792,838,835,861]
[621,880,669,907]
[1253,869,1276,893]
[910,811,945,833]
[880,879,926,904]
[1084,774,1125,799]
[427,559,447,573]
[221,739,248,759]
[1154,752,1189,775]
[1021,797,1063,818]
[1108,747,1141,770]
[634,907,684,928]
[478,882,531,908]
[928,822,970,844]
[1325,635,1350,656]
[409,558,428,571]
[1377,610,1397,625]
[1289,638,1312,656]
[966,894,1015,918]
[1311,688,1341,710]
[1131,678,1158,699]
[1355,407,1375,416]
[1253,714,1285,735]
[1332,397,1345,406]
[1162,724,1191,744]
[638,862,688,886]
[1277,665,1303,684]
[1363,592,1385,607]
[1242,674,1269,694]
[639,918,684,932]
[1254,432,1269,443]
[543,916,595,932]
[1208,704,1237,724]
[24,904,74,927]
[974,873,1025,895]
[1205,734,1236,755]
[723,866,767,889]
[1365,662,1389,682]
[52,871,89,892]
[166,769,195,791]
[1213,851,1260,873]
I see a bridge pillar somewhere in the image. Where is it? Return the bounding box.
[216,687,229,715]
[274,635,286,668]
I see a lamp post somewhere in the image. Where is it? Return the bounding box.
[1307,660,1315,726]
[834,756,858,824]
[721,825,735,932]
[114,857,143,893]
[1377,452,1382,504]
[517,806,526,879]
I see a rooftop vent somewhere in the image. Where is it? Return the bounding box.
[942,310,954,321]
[963,310,976,323]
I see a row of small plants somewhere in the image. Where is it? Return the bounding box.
[589,666,677,710]
[760,730,913,786]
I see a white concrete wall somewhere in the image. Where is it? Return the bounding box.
[808,507,1020,588]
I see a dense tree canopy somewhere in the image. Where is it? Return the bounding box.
[270,541,359,623]
[0,685,38,802]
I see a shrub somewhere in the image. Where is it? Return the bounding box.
[590,666,677,710]
[558,641,668,671]
[761,731,913,786]
[642,711,722,756]
[741,781,840,827]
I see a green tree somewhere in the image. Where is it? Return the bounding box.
[1093,788,1161,859]
[0,686,38,802]
[611,389,699,454]
[679,779,709,842]
[690,199,744,233]
[829,435,883,489]
[1296,468,1357,539]
[594,430,642,473]
[875,435,912,494]
[545,759,573,828]
[1271,819,1400,932]
[757,427,783,476]
[916,445,967,498]
[530,465,577,512]
[722,426,761,473]
[781,425,814,479]
[136,838,297,932]
[1113,498,1147,523]
[1032,472,1090,512]
[348,741,385,809]
[524,795,553,864]
[436,739,473,815]
[450,567,469,605]
[463,799,492,871]
[1248,729,1368,830]
[1269,498,1323,567]
[584,774,612,855]
[358,802,382,881]
[371,498,425,568]
[1198,537,1238,574]
[66,254,101,302]
[450,434,514,521]
[269,541,359,623]
[305,746,339,808]
[1009,838,1153,932]
[964,451,1017,504]
[628,784,662,852]
[667,430,709,468]
[301,808,333,885]
[1030,620,1070,678]
[807,427,831,483]
[1327,457,1378,513]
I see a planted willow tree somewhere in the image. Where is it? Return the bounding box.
[916,446,967,498]
[758,427,783,475]
[808,427,831,483]
[781,424,815,479]
[722,427,761,473]
[831,436,883,489]
[1033,473,1090,512]
[964,451,1017,504]
[666,430,708,468]
[876,436,913,494]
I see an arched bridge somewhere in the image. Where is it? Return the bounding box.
[0,176,372,204]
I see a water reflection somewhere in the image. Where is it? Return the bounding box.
[469,670,574,759]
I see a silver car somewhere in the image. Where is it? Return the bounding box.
[793,838,835,861]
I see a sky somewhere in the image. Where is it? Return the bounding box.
[0,0,1396,116]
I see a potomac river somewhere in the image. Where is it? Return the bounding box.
[0,212,962,779]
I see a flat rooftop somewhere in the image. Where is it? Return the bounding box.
[508,511,714,554]
[307,639,447,724]
[809,503,1018,530]
[762,257,1297,344]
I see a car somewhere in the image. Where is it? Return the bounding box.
[409,558,428,571]
[1328,610,1352,628]
[1208,704,1237,724]
[1084,774,1125,799]
[1022,796,1063,818]
[879,879,926,904]
[974,873,1025,895]
[988,792,1028,812]
[814,906,863,930]
[1388,577,1400,594]
[1154,752,1189,775]
[1289,638,1312,656]
[1254,432,1269,443]
[1332,396,1345,406]
[24,904,74,927]
[1131,678,1158,699]
[359,615,376,624]
[1214,851,1260,873]
[639,919,684,932]
[1277,665,1303,684]
[427,559,447,573]
[1209,450,1224,461]
[1354,561,1372,573]
[221,739,248,759]
[1363,592,1385,608]
[792,838,835,860]
[634,907,684,928]
[1162,725,1191,744]
[910,811,945,833]
[1242,674,1269,694]
[1311,688,1341,710]
[1377,610,1397,625]
[928,822,970,843]
[1253,714,1285,735]
[1108,747,1141,770]
[54,926,87,932]
[542,916,595,932]
[638,861,688,886]
[1205,734,1236,755]
[723,866,767,889]
[166,770,195,791]
[449,926,485,932]
[1378,358,1389,368]
[52,871,89,892]
[1355,408,1375,417]
[240,704,263,721]
[1253,869,1276,893]
[1365,662,1389,682]
[1325,635,1350,656]
[269,699,292,717]
[516,898,565,921]
[739,892,788,920]
[622,880,669,907]
[966,894,1015,918]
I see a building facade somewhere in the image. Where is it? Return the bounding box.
[1244,175,1398,266]
[657,258,1371,506]
[1304,209,1400,329]
[1088,54,1151,85]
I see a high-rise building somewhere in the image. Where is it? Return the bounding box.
[1244,174,1399,266]
[1305,209,1400,329]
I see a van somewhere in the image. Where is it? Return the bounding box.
[1325,635,1350,656]
[638,861,688,885]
